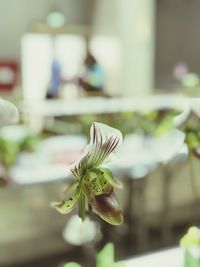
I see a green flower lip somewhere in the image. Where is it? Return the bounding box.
[91,186,123,225]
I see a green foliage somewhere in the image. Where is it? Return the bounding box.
[0,139,19,167]
[64,263,81,267]
[0,133,39,168]
[62,243,124,267]
[57,110,177,139]
[180,226,200,247]
[19,134,39,152]
[96,243,124,267]
[180,227,200,267]
[79,114,97,137]
[185,131,200,149]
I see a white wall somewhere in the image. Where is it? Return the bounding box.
[0,0,92,59]
[119,0,155,95]
[92,0,155,96]
[92,0,120,36]
[0,0,155,96]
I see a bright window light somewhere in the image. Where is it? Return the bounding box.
[89,36,122,94]
[21,34,52,101]
[21,34,86,102]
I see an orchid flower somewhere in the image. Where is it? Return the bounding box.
[53,122,124,225]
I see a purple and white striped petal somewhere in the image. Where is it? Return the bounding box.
[71,122,123,178]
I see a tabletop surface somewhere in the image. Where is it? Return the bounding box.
[125,247,183,267]
[20,94,189,117]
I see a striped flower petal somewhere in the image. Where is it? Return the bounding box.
[71,122,123,178]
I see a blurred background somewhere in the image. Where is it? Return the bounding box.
[1,0,200,266]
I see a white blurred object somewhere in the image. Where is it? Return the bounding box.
[0,67,15,84]
[119,0,155,95]
[188,246,200,259]
[181,73,200,89]
[21,34,52,101]
[0,125,31,141]
[20,94,188,117]
[173,105,190,128]
[173,97,200,128]
[46,11,66,28]
[110,129,186,178]
[92,0,155,95]
[173,62,188,80]
[55,35,86,80]
[62,215,100,246]
[10,135,87,184]
[38,135,87,166]
[151,129,186,163]
[125,247,182,267]
[116,134,157,168]
[10,161,71,184]
[61,84,79,100]
[189,98,200,114]
[90,36,121,95]
[21,33,86,102]
[0,98,18,126]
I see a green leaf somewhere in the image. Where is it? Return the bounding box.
[64,262,82,267]
[96,243,115,267]
[155,115,173,136]
[96,243,125,267]
[186,131,200,149]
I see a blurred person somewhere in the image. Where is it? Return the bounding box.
[46,45,106,98]
[77,51,105,96]
[46,36,63,99]
[46,57,62,99]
